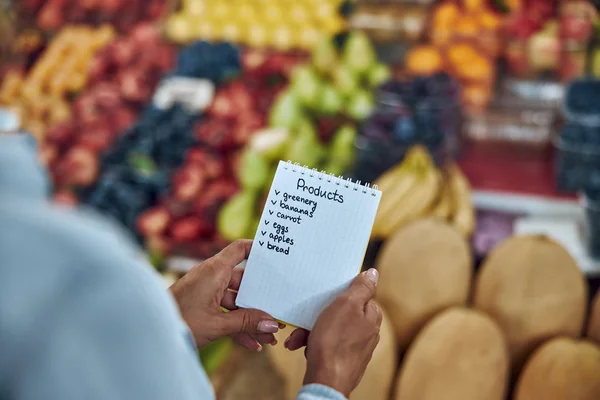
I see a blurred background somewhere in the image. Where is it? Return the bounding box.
[2,0,600,399]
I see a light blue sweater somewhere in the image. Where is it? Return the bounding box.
[0,134,345,400]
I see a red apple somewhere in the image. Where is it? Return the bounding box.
[147,0,167,20]
[99,0,124,13]
[560,15,592,42]
[45,122,74,147]
[37,4,63,31]
[170,217,209,242]
[207,89,236,119]
[118,68,150,102]
[137,206,171,236]
[80,0,99,10]
[53,190,79,207]
[192,179,239,215]
[131,23,161,46]
[55,147,99,187]
[172,165,206,202]
[111,39,137,67]
[185,148,226,179]
[77,128,114,153]
[242,49,267,73]
[504,15,542,40]
[233,112,264,145]
[229,81,254,112]
[194,119,236,151]
[152,43,176,72]
[109,107,137,133]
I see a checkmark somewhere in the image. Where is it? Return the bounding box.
[275,190,280,195]
[271,200,277,205]
[269,210,274,215]
[259,241,264,246]
[265,220,270,225]
[261,231,266,236]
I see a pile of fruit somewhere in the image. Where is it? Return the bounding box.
[136,49,302,260]
[42,24,176,195]
[74,42,242,243]
[503,0,597,81]
[269,219,600,400]
[216,32,389,242]
[371,146,475,240]
[0,25,115,141]
[20,0,167,32]
[354,73,462,183]
[405,0,498,112]
[165,0,349,50]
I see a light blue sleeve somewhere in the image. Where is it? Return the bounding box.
[0,200,215,400]
[297,384,347,400]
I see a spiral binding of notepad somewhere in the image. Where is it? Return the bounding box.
[284,161,380,197]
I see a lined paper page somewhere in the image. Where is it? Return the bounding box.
[236,161,381,330]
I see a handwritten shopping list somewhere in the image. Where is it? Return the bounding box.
[236,161,381,330]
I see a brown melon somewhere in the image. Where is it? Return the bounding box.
[375,218,472,350]
[515,338,600,400]
[473,234,587,371]
[587,289,600,345]
[268,306,398,400]
[394,307,509,400]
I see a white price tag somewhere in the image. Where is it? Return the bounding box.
[153,77,215,113]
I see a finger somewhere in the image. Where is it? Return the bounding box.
[221,290,238,310]
[231,333,262,352]
[284,328,309,351]
[347,269,378,306]
[212,239,253,271]
[229,268,244,291]
[364,300,383,327]
[219,308,280,336]
[255,333,277,346]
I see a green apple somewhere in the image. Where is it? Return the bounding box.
[312,37,339,75]
[319,84,344,115]
[343,32,377,77]
[268,90,304,131]
[217,190,258,241]
[368,63,391,88]
[346,90,375,120]
[332,65,360,97]
[238,150,270,190]
[290,65,323,108]
[248,127,291,161]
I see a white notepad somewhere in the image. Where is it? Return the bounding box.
[236,161,382,330]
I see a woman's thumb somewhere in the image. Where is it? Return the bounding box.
[219,308,280,336]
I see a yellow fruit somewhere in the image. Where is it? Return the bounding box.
[247,24,269,47]
[395,308,509,400]
[515,338,600,400]
[314,2,336,20]
[195,21,217,41]
[221,22,242,43]
[474,235,588,371]
[270,25,294,51]
[165,14,194,43]
[296,26,322,49]
[264,5,284,22]
[376,219,472,350]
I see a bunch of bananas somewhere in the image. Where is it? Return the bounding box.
[372,145,475,239]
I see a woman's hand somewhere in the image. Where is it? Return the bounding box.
[285,269,382,398]
[170,239,282,351]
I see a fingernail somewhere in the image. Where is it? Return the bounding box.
[256,344,263,352]
[284,336,291,349]
[278,323,286,329]
[271,339,278,346]
[258,320,279,333]
[366,268,379,285]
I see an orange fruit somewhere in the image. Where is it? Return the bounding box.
[462,84,491,110]
[478,10,502,30]
[457,55,493,81]
[433,2,460,28]
[447,43,480,66]
[463,0,484,12]
[455,15,479,37]
[405,45,444,76]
